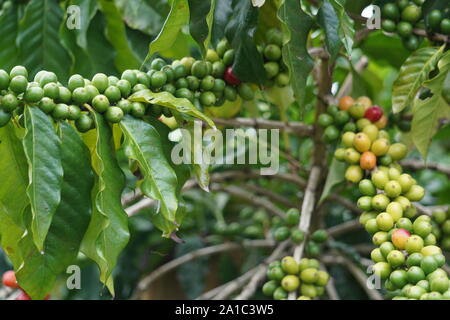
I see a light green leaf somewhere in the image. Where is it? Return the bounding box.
[17,0,71,80]
[81,113,130,296]
[23,107,63,251]
[114,0,169,36]
[319,158,346,203]
[120,116,179,226]
[98,0,141,71]
[16,122,94,300]
[411,51,450,159]
[392,45,446,113]
[143,0,190,66]
[0,123,29,267]
[130,89,215,128]
[278,0,314,108]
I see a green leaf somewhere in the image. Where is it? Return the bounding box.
[0,2,19,70]
[392,45,446,113]
[317,0,342,60]
[59,0,99,77]
[319,158,346,203]
[0,123,29,267]
[16,122,94,300]
[188,0,215,55]
[278,0,314,108]
[143,0,190,66]
[411,51,450,159]
[23,107,63,251]
[81,113,130,296]
[17,0,71,80]
[98,0,141,71]
[120,116,179,227]
[130,89,215,128]
[329,0,354,57]
[225,0,265,84]
[211,0,233,44]
[114,0,169,36]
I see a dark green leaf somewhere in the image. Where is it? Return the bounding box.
[23,107,63,251]
[16,122,94,300]
[318,1,341,60]
[17,0,71,80]
[81,113,130,296]
[0,2,19,70]
[211,0,233,45]
[189,0,215,54]
[225,0,266,84]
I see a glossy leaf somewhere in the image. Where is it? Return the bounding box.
[392,46,446,113]
[16,122,94,300]
[81,113,130,296]
[59,0,99,77]
[329,0,354,57]
[23,107,63,251]
[278,0,314,108]
[225,0,265,84]
[17,0,70,80]
[411,51,450,159]
[143,0,190,66]
[120,116,179,227]
[0,123,29,267]
[114,0,169,36]
[98,0,141,71]
[317,0,342,60]
[189,0,215,54]
[130,89,215,128]
[211,0,233,44]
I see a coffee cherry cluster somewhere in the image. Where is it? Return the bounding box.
[318,96,387,143]
[0,29,290,132]
[1,270,50,300]
[430,208,450,252]
[381,0,450,51]
[258,28,290,87]
[262,256,330,300]
[331,95,450,300]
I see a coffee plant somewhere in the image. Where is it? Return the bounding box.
[0,0,449,301]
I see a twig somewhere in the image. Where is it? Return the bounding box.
[321,265,340,300]
[211,117,313,137]
[401,159,450,178]
[327,194,362,215]
[244,184,297,209]
[224,241,290,300]
[327,219,362,238]
[211,184,287,219]
[132,240,275,300]
[289,166,321,300]
[322,254,383,300]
